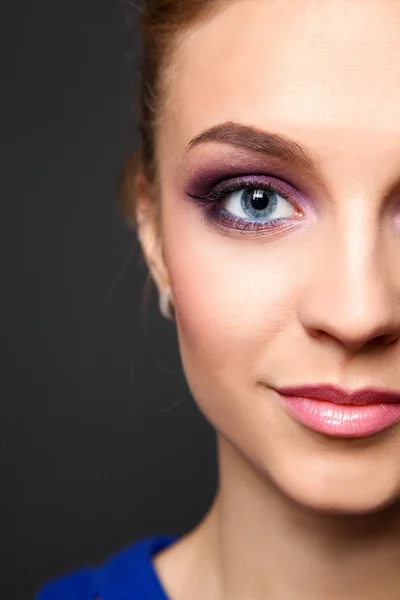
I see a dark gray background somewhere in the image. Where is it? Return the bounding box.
[5,2,217,598]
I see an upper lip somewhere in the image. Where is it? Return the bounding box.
[275,384,400,406]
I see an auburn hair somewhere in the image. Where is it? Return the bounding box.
[119,0,226,225]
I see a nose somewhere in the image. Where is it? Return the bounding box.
[298,223,400,353]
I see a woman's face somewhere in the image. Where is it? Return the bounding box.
[142,0,400,512]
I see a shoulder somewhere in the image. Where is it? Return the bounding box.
[35,535,178,600]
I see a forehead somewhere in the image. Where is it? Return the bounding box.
[159,0,400,163]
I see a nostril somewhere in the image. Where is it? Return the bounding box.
[381,331,400,346]
[305,325,399,354]
[367,334,393,350]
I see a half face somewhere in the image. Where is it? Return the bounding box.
[144,0,400,512]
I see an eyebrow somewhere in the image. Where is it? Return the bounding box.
[186,121,317,171]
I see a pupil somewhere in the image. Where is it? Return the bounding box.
[250,189,269,211]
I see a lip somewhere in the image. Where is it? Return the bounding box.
[275,384,400,438]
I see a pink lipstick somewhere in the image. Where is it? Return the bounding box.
[276,385,400,438]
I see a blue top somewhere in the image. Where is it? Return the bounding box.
[35,535,178,600]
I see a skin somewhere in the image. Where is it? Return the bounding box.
[137,1,400,598]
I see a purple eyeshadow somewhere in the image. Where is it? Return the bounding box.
[181,157,315,235]
[185,170,309,210]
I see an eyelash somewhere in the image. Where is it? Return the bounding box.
[187,177,303,233]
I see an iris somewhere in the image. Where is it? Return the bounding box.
[240,188,278,220]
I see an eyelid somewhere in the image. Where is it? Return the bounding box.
[187,174,303,207]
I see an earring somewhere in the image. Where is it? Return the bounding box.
[159,291,175,320]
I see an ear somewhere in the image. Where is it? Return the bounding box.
[135,170,171,296]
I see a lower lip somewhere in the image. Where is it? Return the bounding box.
[278,394,400,438]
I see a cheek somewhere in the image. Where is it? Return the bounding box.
[161,200,300,404]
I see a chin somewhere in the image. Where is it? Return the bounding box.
[287,483,400,516]
[268,449,400,516]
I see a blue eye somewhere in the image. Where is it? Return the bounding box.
[186,176,304,234]
[222,186,295,222]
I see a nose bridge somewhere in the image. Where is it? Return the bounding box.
[300,205,400,351]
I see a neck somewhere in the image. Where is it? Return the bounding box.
[196,434,400,600]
